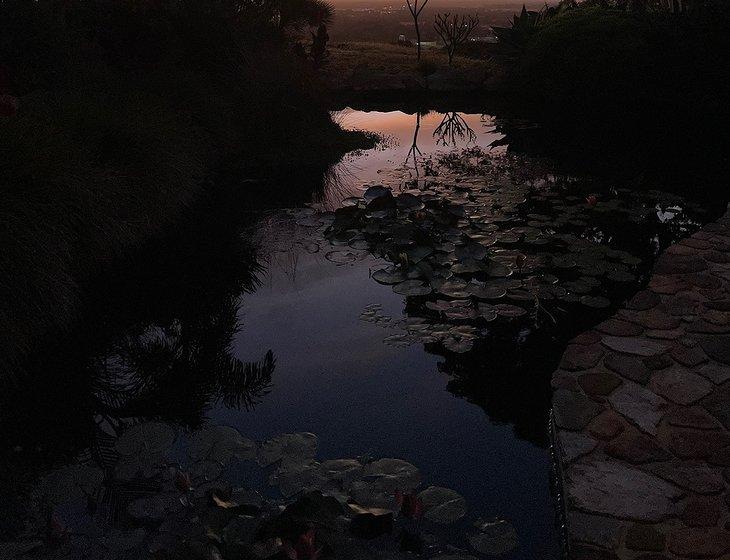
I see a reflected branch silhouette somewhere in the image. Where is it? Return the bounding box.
[434,112,477,147]
[91,306,275,431]
[405,112,423,179]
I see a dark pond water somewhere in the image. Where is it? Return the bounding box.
[0,109,724,559]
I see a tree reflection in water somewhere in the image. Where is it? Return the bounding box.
[0,183,279,471]
[433,112,477,147]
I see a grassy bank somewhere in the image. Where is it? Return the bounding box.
[498,1,729,184]
[0,0,371,375]
[321,41,503,94]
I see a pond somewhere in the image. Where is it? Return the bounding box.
[0,109,723,560]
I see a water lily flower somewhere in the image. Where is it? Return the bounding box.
[281,529,322,560]
[0,64,17,117]
[395,490,424,520]
[47,511,68,543]
[0,94,18,117]
[174,469,192,493]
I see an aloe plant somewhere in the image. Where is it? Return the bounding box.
[492,3,565,48]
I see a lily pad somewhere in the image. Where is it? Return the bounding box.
[444,306,478,320]
[188,425,256,464]
[393,280,432,296]
[580,295,611,308]
[371,267,407,285]
[325,250,364,265]
[485,261,513,278]
[115,422,175,457]
[478,304,498,322]
[417,486,467,524]
[362,458,421,491]
[396,193,425,211]
[258,432,318,468]
[455,242,488,262]
[406,245,433,263]
[469,519,518,556]
[363,185,392,201]
[470,284,507,300]
[494,304,528,318]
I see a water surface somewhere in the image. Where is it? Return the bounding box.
[2,108,722,559]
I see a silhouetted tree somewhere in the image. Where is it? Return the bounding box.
[406,0,430,61]
[310,22,329,66]
[434,12,479,65]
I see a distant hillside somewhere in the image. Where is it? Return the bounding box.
[330,2,548,43]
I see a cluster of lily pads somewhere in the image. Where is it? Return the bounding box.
[319,151,707,353]
[7,422,518,560]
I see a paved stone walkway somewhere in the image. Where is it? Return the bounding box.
[552,206,730,560]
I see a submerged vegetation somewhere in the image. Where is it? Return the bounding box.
[0,0,370,374]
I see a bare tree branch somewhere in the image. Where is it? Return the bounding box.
[434,12,479,65]
[406,0,430,60]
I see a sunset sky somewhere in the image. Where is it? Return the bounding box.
[329,0,543,6]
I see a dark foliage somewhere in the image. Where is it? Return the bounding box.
[501,2,730,185]
[0,0,370,374]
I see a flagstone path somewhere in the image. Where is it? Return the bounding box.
[552,205,730,560]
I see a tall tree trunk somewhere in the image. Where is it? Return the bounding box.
[415,20,421,60]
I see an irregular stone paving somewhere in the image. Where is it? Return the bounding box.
[552,205,730,560]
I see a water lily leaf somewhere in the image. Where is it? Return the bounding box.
[189,426,256,464]
[455,242,488,262]
[607,270,635,282]
[563,280,592,294]
[438,279,471,298]
[396,193,425,211]
[349,239,369,250]
[363,185,392,201]
[296,216,323,228]
[371,266,407,285]
[189,460,223,482]
[469,284,507,300]
[469,519,518,556]
[494,304,528,318]
[258,432,318,468]
[383,334,414,347]
[351,459,421,506]
[426,299,469,312]
[325,250,364,265]
[393,280,432,296]
[301,241,320,254]
[271,462,327,498]
[36,464,105,505]
[444,306,478,320]
[406,245,433,263]
[580,295,611,308]
[443,336,474,353]
[551,255,577,269]
[485,261,513,278]
[496,231,520,244]
[319,459,363,488]
[452,259,488,274]
[478,304,498,322]
[435,241,456,252]
[417,486,466,524]
[115,422,176,457]
[329,231,358,246]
